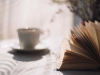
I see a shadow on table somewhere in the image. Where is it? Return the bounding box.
[59,70,100,75]
[8,48,50,61]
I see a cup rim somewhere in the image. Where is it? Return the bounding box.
[17,28,40,32]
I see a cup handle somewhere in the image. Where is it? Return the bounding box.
[40,29,50,40]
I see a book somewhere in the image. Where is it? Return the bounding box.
[57,21,100,70]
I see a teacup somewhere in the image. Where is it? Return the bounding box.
[17,28,49,49]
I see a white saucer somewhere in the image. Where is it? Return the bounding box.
[12,43,48,52]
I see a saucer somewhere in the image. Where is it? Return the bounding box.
[12,43,48,52]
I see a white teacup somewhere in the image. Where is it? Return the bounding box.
[17,28,49,49]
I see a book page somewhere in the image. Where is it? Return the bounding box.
[71,27,99,59]
[69,41,97,61]
[95,21,100,26]
[71,25,95,52]
[70,35,86,51]
[57,38,71,69]
[81,23,99,58]
[62,38,97,61]
[58,50,99,70]
[88,21,100,58]
[85,22,99,50]
[57,40,99,70]
[77,25,96,50]
[64,50,98,64]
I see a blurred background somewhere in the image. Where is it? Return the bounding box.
[0,0,82,40]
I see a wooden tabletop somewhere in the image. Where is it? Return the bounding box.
[0,37,100,75]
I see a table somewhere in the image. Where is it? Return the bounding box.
[0,37,100,75]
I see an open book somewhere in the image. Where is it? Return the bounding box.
[57,21,100,70]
